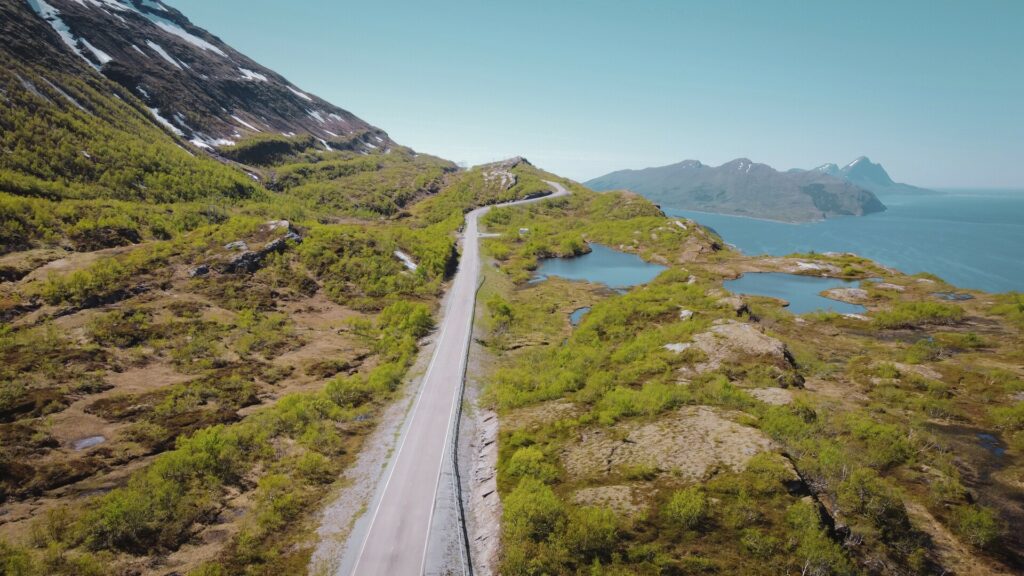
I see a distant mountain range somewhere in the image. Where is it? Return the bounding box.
[807,156,936,196]
[586,158,888,223]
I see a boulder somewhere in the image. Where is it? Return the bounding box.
[216,221,303,274]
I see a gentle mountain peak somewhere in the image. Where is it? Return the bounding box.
[814,163,840,174]
[845,156,871,168]
[722,158,761,174]
[675,159,704,169]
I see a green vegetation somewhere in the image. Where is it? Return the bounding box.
[872,301,965,329]
[0,55,255,207]
[481,178,1022,574]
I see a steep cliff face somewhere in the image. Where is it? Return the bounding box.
[18,0,390,151]
[587,158,886,222]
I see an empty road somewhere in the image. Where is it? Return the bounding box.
[348,181,570,575]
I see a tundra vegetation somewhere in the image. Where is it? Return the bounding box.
[0,49,559,574]
[476,176,1023,575]
[2,44,1023,574]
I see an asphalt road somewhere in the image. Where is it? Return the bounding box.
[349,181,570,576]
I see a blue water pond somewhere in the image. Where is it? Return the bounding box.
[724,272,866,315]
[532,243,667,289]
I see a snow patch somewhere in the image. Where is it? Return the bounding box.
[146,40,182,69]
[231,115,261,132]
[26,0,95,68]
[15,74,51,104]
[189,137,212,149]
[307,110,326,124]
[80,38,112,66]
[140,0,168,11]
[41,78,87,111]
[136,85,149,98]
[143,12,227,56]
[239,68,268,82]
[148,108,183,135]
[131,44,149,57]
[393,251,418,271]
[287,86,313,102]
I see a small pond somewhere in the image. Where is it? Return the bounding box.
[72,435,106,451]
[569,306,591,326]
[532,244,667,289]
[724,272,866,315]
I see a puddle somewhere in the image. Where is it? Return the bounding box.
[569,307,591,327]
[933,291,974,301]
[976,433,1007,458]
[72,435,106,451]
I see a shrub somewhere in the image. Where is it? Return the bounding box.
[504,446,559,484]
[990,292,1024,327]
[662,486,708,530]
[87,309,152,347]
[786,501,856,576]
[296,451,337,485]
[836,468,910,538]
[990,402,1024,431]
[503,478,566,541]
[951,504,1004,549]
[847,418,913,468]
[740,528,782,558]
[561,507,618,560]
[872,301,964,329]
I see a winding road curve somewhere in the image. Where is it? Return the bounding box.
[348,181,570,575]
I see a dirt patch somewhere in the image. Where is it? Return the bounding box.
[573,484,645,516]
[905,501,1013,576]
[562,406,774,480]
[502,400,582,432]
[748,387,794,406]
[104,361,193,396]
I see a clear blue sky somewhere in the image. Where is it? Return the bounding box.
[169,0,1023,188]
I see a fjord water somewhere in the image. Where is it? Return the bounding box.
[533,243,667,288]
[667,190,1024,294]
[724,273,866,315]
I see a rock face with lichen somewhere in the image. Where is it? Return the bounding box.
[667,320,802,386]
[562,406,777,480]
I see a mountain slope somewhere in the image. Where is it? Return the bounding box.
[20,0,389,151]
[587,158,886,222]
[812,156,935,195]
[1,0,259,205]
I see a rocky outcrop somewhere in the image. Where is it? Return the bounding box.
[667,320,801,385]
[202,220,302,274]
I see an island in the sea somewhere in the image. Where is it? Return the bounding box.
[587,157,900,223]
